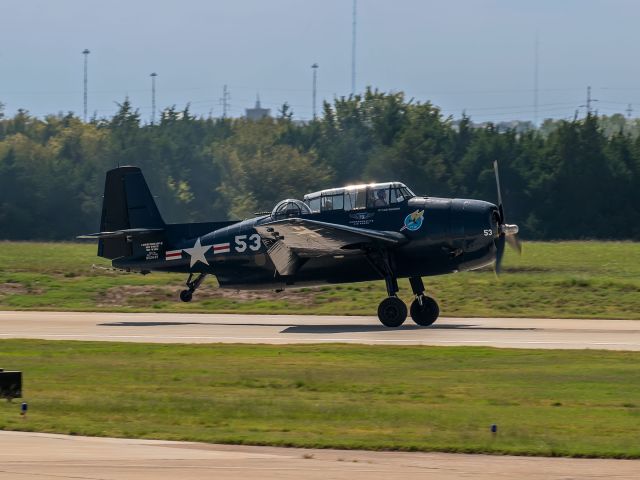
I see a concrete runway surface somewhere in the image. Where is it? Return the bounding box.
[1,431,639,480]
[1,311,640,350]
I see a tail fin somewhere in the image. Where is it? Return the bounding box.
[97,166,165,259]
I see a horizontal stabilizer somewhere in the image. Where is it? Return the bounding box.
[77,228,164,240]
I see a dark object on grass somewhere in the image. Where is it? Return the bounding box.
[491,424,498,433]
[0,369,22,400]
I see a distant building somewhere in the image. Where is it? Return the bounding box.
[452,119,534,134]
[245,95,271,120]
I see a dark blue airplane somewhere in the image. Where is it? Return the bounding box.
[80,163,519,327]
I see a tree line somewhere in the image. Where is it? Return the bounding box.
[0,90,639,241]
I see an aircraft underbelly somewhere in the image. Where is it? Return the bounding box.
[217,244,469,290]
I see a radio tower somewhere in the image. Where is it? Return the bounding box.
[351,0,357,95]
[150,72,158,125]
[220,84,231,118]
[82,49,90,121]
[311,63,319,120]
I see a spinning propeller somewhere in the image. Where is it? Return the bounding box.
[493,160,521,274]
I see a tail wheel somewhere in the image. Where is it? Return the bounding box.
[377,297,407,328]
[410,296,439,326]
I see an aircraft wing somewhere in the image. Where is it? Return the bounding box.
[254,218,407,276]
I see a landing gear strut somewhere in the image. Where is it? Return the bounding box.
[409,276,439,326]
[368,251,439,328]
[368,250,407,328]
[180,273,207,302]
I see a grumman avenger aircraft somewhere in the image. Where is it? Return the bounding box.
[79,162,520,327]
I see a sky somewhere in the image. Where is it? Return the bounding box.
[1,0,639,123]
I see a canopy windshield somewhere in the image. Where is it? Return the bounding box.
[304,182,414,212]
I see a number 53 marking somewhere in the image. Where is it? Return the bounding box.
[235,233,261,252]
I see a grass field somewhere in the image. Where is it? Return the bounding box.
[0,241,639,318]
[1,340,639,458]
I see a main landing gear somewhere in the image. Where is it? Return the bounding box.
[180,273,207,302]
[377,275,439,328]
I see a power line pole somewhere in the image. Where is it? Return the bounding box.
[351,0,357,95]
[533,32,539,126]
[581,86,598,116]
[220,84,231,118]
[150,72,158,125]
[82,49,90,121]
[626,103,633,119]
[311,63,318,120]
[587,85,598,115]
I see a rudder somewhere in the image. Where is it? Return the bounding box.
[98,166,165,259]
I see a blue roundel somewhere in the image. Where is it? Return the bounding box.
[403,213,424,231]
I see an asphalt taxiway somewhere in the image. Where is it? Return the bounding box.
[1,431,639,480]
[1,311,639,350]
[2,312,640,478]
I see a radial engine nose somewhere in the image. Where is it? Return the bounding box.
[451,199,497,240]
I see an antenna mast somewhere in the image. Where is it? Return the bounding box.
[82,49,90,121]
[534,32,539,126]
[351,0,357,95]
[150,72,158,125]
[312,63,319,120]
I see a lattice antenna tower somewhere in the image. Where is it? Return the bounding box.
[220,84,231,118]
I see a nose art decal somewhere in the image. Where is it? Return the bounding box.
[401,209,425,231]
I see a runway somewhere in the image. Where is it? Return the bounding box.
[1,431,639,480]
[1,311,640,350]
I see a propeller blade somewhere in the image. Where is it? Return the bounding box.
[506,233,522,255]
[494,235,506,275]
[493,160,505,223]
[492,161,521,273]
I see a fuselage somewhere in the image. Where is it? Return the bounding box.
[114,195,500,290]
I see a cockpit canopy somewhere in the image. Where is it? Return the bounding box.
[271,198,312,220]
[304,182,415,213]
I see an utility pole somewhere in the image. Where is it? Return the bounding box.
[82,49,90,121]
[220,84,231,118]
[150,72,158,125]
[626,103,633,119]
[311,63,318,120]
[351,0,357,95]
[533,32,539,126]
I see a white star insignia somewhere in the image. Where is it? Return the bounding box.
[183,237,211,268]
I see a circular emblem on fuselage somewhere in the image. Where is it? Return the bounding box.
[401,209,425,231]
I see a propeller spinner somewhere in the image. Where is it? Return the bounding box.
[493,160,521,273]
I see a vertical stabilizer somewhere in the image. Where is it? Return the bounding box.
[98,166,165,259]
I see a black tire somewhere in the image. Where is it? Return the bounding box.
[410,296,439,326]
[180,290,193,302]
[377,296,407,328]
